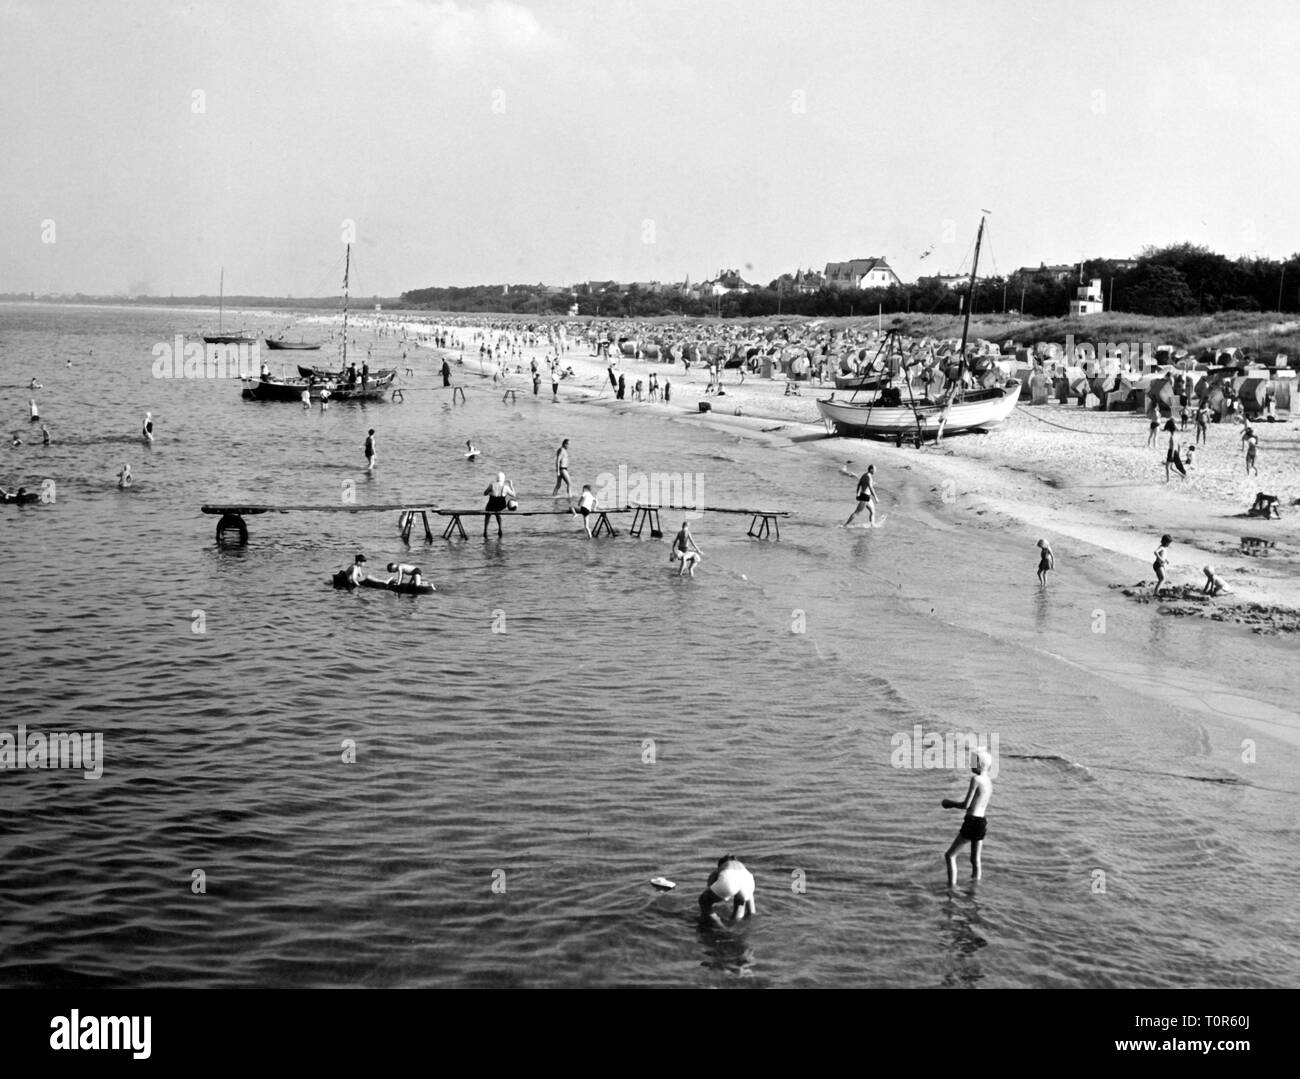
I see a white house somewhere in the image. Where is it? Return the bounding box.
[1069,278,1104,316]
[823,257,902,290]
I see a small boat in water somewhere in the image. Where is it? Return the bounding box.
[203,268,256,345]
[266,338,323,351]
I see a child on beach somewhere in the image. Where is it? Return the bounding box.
[942,748,993,886]
[1036,539,1054,585]
[1242,427,1259,475]
[1202,565,1231,597]
[1153,533,1172,597]
[1147,412,1160,447]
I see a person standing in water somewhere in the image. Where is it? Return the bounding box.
[141,411,154,444]
[552,439,572,506]
[1152,533,1173,597]
[671,520,702,576]
[577,484,597,538]
[364,428,376,472]
[843,464,876,527]
[482,471,516,538]
[698,854,757,926]
[29,399,40,423]
[40,424,50,446]
[1036,539,1054,585]
[942,748,993,887]
[117,463,133,488]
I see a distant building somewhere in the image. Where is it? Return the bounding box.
[823,257,901,290]
[1016,263,1078,281]
[695,269,753,298]
[1069,278,1105,316]
[790,268,825,294]
[919,274,970,291]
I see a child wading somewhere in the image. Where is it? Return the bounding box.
[942,748,993,887]
[1036,538,1054,585]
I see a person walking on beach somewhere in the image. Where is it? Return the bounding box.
[1162,419,1185,482]
[617,373,626,400]
[1242,425,1259,475]
[843,464,877,527]
[698,854,756,926]
[552,439,572,505]
[942,748,993,887]
[1152,533,1173,597]
[1036,539,1054,586]
[1146,411,1160,447]
[482,471,516,538]
[1194,401,1209,445]
[671,520,703,576]
[364,428,376,472]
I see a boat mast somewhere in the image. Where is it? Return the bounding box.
[218,268,224,333]
[956,214,986,388]
[341,244,350,367]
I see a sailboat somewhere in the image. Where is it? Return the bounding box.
[203,269,257,345]
[240,244,394,402]
[815,214,1022,440]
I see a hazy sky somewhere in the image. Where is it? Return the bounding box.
[3,0,1299,296]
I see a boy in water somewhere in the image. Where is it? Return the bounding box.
[577,484,597,538]
[942,748,993,886]
[1036,538,1054,585]
[698,854,757,926]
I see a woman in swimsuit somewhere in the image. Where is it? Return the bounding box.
[482,471,516,538]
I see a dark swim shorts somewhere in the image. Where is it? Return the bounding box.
[960,815,987,842]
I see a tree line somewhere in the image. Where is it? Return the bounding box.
[398,244,1300,320]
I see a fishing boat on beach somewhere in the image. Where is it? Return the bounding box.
[815,214,1021,440]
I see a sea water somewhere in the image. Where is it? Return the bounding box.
[1,304,1297,988]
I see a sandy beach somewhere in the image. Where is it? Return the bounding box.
[354,314,1300,633]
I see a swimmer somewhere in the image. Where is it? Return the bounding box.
[28,378,41,390]
[141,411,154,443]
[342,553,368,586]
[699,854,757,926]
[41,424,50,446]
[10,433,22,447]
[1202,565,1230,597]
[577,484,596,538]
[364,428,376,471]
[301,389,311,408]
[942,747,993,886]
[117,463,132,488]
[671,520,702,576]
[320,388,330,410]
[465,440,480,460]
[1036,538,1054,585]
[483,471,516,538]
[386,562,431,590]
[843,464,876,527]
[29,399,39,422]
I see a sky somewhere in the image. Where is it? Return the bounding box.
[3,0,1299,297]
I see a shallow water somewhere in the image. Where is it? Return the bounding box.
[1,303,1297,988]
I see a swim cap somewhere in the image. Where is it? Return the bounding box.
[975,749,993,771]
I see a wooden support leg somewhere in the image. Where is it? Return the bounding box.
[421,511,433,542]
[215,513,248,545]
[648,507,662,538]
[442,515,467,541]
[401,512,414,544]
[630,507,647,537]
[592,512,615,538]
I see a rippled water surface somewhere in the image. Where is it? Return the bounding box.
[2,304,1298,988]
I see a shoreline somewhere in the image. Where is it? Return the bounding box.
[346,314,1300,632]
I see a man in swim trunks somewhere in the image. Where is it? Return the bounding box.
[386,562,429,589]
[671,521,702,576]
[942,747,992,886]
[482,471,516,538]
[843,464,876,527]
[698,854,757,926]
[343,554,368,586]
[552,439,572,505]
[364,428,376,472]
[577,484,597,538]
